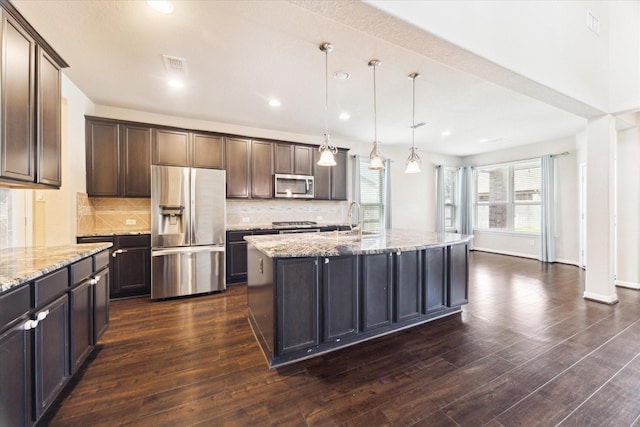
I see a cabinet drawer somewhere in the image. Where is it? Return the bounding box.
[116,234,150,248]
[70,257,93,285]
[0,285,31,330]
[228,231,251,243]
[94,250,109,271]
[34,268,69,307]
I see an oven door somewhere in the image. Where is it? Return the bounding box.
[274,174,314,199]
[279,228,320,234]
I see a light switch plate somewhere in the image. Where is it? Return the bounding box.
[126,219,137,225]
[242,217,250,223]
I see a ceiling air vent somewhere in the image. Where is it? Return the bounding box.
[162,54,188,76]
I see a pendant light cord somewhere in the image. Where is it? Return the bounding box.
[373,64,378,143]
[324,47,329,137]
[412,75,415,149]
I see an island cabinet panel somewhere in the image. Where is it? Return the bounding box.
[424,247,447,314]
[251,140,273,198]
[322,255,359,343]
[33,293,70,420]
[276,257,319,354]
[394,250,422,323]
[192,133,224,169]
[0,318,31,427]
[448,242,469,307]
[225,137,251,198]
[361,252,393,331]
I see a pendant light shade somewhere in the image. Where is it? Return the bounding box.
[317,42,337,167]
[405,72,422,174]
[368,59,385,171]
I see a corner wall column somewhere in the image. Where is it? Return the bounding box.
[584,115,618,304]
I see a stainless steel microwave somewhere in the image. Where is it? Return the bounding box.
[274,174,315,199]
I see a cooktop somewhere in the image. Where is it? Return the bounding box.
[272,221,318,227]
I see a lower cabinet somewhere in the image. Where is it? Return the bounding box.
[70,280,93,374]
[111,236,150,298]
[448,242,469,307]
[424,247,447,313]
[276,257,319,354]
[0,319,31,427]
[94,267,110,341]
[361,252,393,331]
[33,294,70,420]
[322,255,358,343]
[394,250,422,322]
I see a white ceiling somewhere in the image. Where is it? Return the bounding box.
[12,0,586,157]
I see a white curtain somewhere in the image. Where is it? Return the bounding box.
[435,165,445,233]
[458,166,474,249]
[383,159,392,229]
[540,154,556,262]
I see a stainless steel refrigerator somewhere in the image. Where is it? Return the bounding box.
[151,165,226,299]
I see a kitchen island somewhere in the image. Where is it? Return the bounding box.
[245,229,472,368]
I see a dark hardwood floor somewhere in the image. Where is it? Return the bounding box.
[44,252,640,426]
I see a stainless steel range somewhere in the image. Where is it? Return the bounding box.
[272,221,320,234]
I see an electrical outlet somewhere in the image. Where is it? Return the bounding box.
[316,215,323,220]
[126,219,137,225]
[35,191,45,202]
[242,217,250,223]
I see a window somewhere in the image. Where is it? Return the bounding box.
[475,159,541,233]
[358,158,386,232]
[443,167,458,231]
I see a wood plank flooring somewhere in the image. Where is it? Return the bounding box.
[43,252,640,426]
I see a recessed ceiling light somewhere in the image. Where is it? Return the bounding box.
[333,71,351,80]
[479,138,488,143]
[339,112,350,120]
[268,99,281,107]
[147,0,174,14]
[441,130,451,137]
[167,79,184,88]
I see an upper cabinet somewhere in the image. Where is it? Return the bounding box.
[85,117,151,197]
[251,140,273,198]
[274,143,313,176]
[226,137,251,198]
[314,149,347,200]
[152,129,225,169]
[0,2,67,188]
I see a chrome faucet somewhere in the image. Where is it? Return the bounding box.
[348,201,362,231]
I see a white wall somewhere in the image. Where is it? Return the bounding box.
[462,136,582,263]
[616,126,640,289]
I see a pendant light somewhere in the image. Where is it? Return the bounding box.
[317,42,337,166]
[406,72,422,174]
[368,59,385,170]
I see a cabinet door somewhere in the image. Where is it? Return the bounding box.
[121,124,151,197]
[274,143,293,174]
[361,253,393,331]
[36,46,61,187]
[276,258,319,354]
[0,319,31,427]
[94,267,110,342]
[225,137,251,198]
[192,133,224,169]
[251,140,273,198]
[331,150,347,200]
[394,250,422,322]
[313,149,331,200]
[34,294,69,420]
[424,247,447,313]
[0,13,35,182]
[227,242,248,283]
[152,128,189,166]
[86,119,119,196]
[293,145,313,175]
[448,243,469,307]
[322,255,358,343]
[112,245,150,298]
[70,280,93,374]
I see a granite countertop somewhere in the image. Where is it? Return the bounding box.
[244,229,473,258]
[227,223,351,231]
[0,243,112,293]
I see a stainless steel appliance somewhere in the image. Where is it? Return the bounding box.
[151,166,226,299]
[274,174,315,199]
[272,221,320,234]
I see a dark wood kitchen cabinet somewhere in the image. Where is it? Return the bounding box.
[70,278,92,374]
[274,143,313,176]
[322,255,359,343]
[226,230,251,284]
[0,3,66,188]
[276,257,319,354]
[85,117,151,197]
[152,128,190,166]
[226,137,251,198]
[448,242,469,307]
[313,148,347,200]
[111,235,150,298]
[394,250,422,323]
[424,246,447,314]
[251,140,273,198]
[274,143,293,174]
[192,133,224,169]
[361,252,393,331]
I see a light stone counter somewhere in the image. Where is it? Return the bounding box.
[244,229,473,258]
[0,243,112,293]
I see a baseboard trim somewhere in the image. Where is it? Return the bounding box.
[583,291,619,305]
[555,258,580,267]
[472,247,538,260]
[615,280,640,290]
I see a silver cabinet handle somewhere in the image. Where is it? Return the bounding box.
[324,258,329,264]
[112,249,128,258]
[36,309,50,322]
[23,319,38,330]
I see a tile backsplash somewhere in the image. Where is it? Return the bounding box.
[226,199,349,226]
[77,193,151,236]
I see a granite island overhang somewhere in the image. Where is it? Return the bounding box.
[245,229,473,369]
